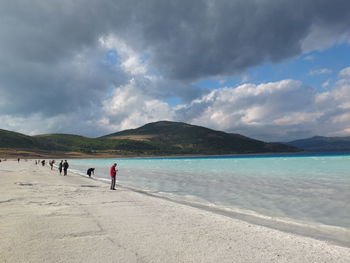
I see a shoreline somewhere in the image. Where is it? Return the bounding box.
[1,160,350,262]
[3,149,350,160]
[114,185,350,248]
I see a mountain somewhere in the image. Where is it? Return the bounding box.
[0,121,299,156]
[0,130,88,152]
[102,121,299,154]
[287,136,350,151]
[0,129,40,149]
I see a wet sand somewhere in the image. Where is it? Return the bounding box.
[0,160,349,262]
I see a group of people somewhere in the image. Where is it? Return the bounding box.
[85,164,118,190]
[34,160,46,166]
[57,160,69,176]
[33,159,118,190]
[85,163,118,190]
[35,159,69,175]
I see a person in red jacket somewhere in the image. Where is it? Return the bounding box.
[110,163,118,190]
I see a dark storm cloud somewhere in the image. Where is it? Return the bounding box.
[0,0,129,116]
[0,46,128,115]
[0,0,350,136]
[127,0,350,81]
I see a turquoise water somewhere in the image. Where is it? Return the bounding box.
[69,153,350,231]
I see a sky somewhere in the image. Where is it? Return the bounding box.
[1,0,350,142]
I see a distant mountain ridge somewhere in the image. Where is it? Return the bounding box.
[101,121,298,154]
[1,121,298,156]
[287,136,350,151]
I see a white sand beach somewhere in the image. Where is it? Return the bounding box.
[0,160,349,263]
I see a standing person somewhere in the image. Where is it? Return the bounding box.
[110,163,118,190]
[87,168,95,178]
[63,160,69,176]
[58,160,63,175]
[17,158,20,163]
[41,160,45,166]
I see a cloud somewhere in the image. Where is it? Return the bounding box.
[1,0,350,140]
[126,0,350,81]
[338,66,350,79]
[174,68,350,141]
[0,110,107,137]
[2,66,350,142]
[99,80,174,133]
[309,68,332,75]
[0,39,129,116]
[174,80,316,141]
[303,55,315,61]
[322,80,331,88]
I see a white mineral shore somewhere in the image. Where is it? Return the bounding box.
[0,160,349,263]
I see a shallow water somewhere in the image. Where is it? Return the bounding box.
[69,153,350,243]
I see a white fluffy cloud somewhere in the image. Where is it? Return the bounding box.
[175,80,315,141]
[338,66,350,79]
[174,68,350,141]
[99,81,174,133]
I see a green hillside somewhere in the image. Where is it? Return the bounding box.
[1,121,299,156]
[35,134,108,152]
[0,129,39,148]
[102,121,299,154]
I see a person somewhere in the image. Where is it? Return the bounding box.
[63,160,69,176]
[17,158,20,163]
[110,163,118,190]
[41,160,45,166]
[58,160,63,175]
[87,168,95,178]
[49,160,55,170]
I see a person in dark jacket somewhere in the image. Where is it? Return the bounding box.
[58,160,63,175]
[63,160,69,176]
[87,168,95,178]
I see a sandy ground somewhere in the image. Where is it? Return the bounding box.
[0,160,349,263]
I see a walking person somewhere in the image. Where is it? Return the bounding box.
[87,168,95,178]
[58,160,63,175]
[110,163,118,190]
[63,160,69,176]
